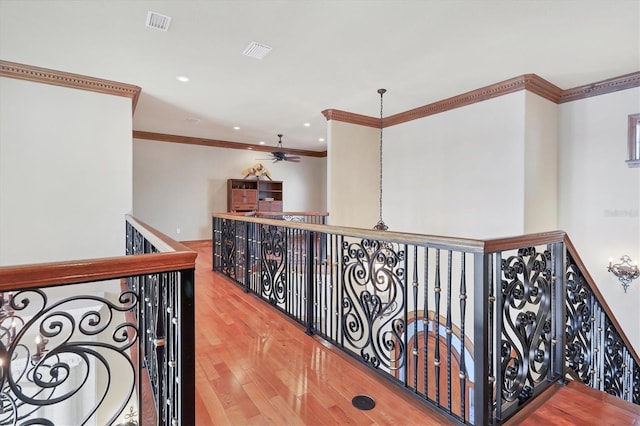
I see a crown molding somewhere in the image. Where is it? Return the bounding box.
[0,60,141,112]
[321,109,381,128]
[133,131,327,158]
[322,72,639,128]
[558,71,640,103]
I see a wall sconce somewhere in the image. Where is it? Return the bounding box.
[627,113,640,168]
[608,255,639,292]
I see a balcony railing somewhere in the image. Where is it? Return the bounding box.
[212,213,639,425]
[0,215,195,425]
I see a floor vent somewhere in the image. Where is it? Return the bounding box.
[352,395,376,411]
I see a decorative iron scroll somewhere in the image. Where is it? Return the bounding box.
[260,225,287,305]
[220,219,237,279]
[565,251,639,405]
[341,239,405,371]
[0,287,138,424]
[500,247,552,405]
[565,253,592,384]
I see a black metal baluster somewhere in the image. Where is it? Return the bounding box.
[412,246,419,392]
[434,248,441,406]
[495,251,503,421]
[306,231,315,335]
[423,247,429,399]
[446,250,452,412]
[459,252,467,422]
[487,253,495,424]
[473,252,491,426]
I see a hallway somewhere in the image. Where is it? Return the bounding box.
[190,243,453,425]
[189,242,640,425]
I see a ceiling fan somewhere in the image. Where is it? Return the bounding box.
[260,134,301,163]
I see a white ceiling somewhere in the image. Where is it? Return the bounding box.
[1,0,638,152]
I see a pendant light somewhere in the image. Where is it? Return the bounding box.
[373,88,388,231]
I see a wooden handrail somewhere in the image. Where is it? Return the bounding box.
[0,215,197,291]
[564,235,640,366]
[253,211,330,217]
[213,212,486,252]
[0,252,196,290]
[483,230,567,253]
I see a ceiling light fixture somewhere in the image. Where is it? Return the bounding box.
[304,123,311,127]
[259,141,265,145]
[373,88,388,232]
[319,138,325,142]
[233,126,240,130]
[176,76,189,82]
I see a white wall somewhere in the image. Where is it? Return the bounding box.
[383,91,527,239]
[133,139,326,240]
[327,120,380,228]
[559,87,640,352]
[524,92,559,233]
[0,77,133,266]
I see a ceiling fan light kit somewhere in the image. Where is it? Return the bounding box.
[258,134,301,163]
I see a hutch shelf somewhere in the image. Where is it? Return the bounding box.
[227,179,283,212]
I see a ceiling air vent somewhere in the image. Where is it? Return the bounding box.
[242,42,272,59]
[146,11,172,31]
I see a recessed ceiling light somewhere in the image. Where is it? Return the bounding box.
[259,141,265,145]
[176,76,189,82]
[233,126,240,130]
[319,137,325,142]
[247,147,253,150]
[304,123,311,127]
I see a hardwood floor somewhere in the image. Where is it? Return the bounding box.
[189,244,454,425]
[504,380,640,426]
[188,242,640,425]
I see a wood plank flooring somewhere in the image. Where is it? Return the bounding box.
[188,242,640,425]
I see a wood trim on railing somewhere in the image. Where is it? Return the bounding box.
[254,211,330,217]
[563,235,640,367]
[558,71,640,103]
[0,252,196,290]
[126,214,193,253]
[483,230,567,254]
[133,131,327,158]
[0,60,141,113]
[213,212,485,251]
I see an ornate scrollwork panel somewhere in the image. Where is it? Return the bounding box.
[565,252,593,384]
[341,239,406,371]
[500,247,552,405]
[260,225,287,306]
[0,286,138,425]
[220,219,237,278]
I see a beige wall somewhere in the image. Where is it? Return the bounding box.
[133,138,326,240]
[383,91,527,239]
[524,92,559,233]
[0,77,133,266]
[559,87,640,352]
[327,120,379,228]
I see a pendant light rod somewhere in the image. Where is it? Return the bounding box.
[374,88,388,231]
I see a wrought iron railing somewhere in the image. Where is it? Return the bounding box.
[254,211,329,224]
[212,213,639,425]
[0,215,196,425]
